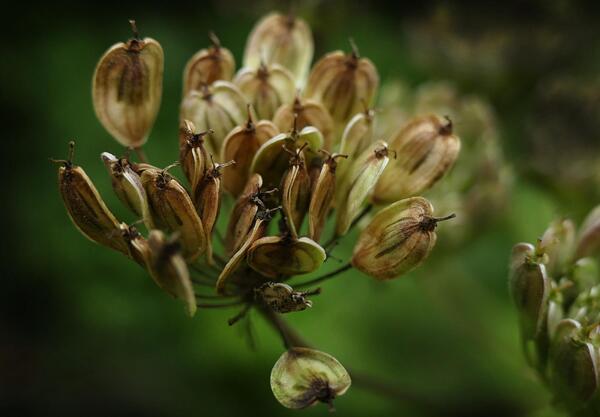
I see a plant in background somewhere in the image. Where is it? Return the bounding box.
[52,13,461,410]
[509,206,600,416]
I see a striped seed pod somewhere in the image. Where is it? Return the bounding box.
[118,222,151,267]
[281,144,311,238]
[178,120,211,192]
[337,107,375,184]
[183,32,235,94]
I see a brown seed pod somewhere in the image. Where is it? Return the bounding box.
[221,107,279,196]
[304,41,379,130]
[337,106,375,183]
[118,222,151,267]
[255,282,317,313]
[281,144,311,238]
[101,152,154,230]
[234,63,296,120]
[273,95,334,150]
[178,120,211,192]
[141,165,206,261]
[182,32,235,94]
[146,230,196,317]
[243,12,313,84]
[92,20,163,148]
[53,142,128,255]
[352,197,455,280]
[309,152,347,242]
[180,81,247,155]
[374,115,461,205]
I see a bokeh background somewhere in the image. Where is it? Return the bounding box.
[3,1,600,416]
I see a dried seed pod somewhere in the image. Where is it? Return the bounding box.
[575,205,600,260]
[221,108,279,196]
[251,125,323,188]
[180,81,247,154]
[243,13,313,84]
[178,120,211,191]
[118,222,151,266]
[193,159,235,265]
[304,41,379,129]
[271,347,351,410]
[101,152,154,229]
[337,107,375,183]
[281,144,311,238]
[146,230,196,317]
[273,95,334,150]
[182,32,235,94]
[374,115,461,204]
[539,218,576,277]
[92,21,163,148]
[247,236,326,278]
[141,166,206,261]
[308,152,347,242]
[225,174,265,256]
[352,197,455,280]
[509,243,550,341]
[54,142,128,255]
[255,282,316,313]
[335,141,390,236]
[234,63,296,120]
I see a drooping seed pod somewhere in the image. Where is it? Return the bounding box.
[251,124,323,188]
[53,142,128,255]
[193,159,235,265]
[101,152,154,229]
[225,174,265,256]
[141,166,206,261]
[233,63,296,120]
[539,218,576,277]
[575,205,600,260]
[374,115,461,204]
[146,230,196,317]
[178,120,211,191]
[308,152,347,242]
[243,12,313,84]
[509,242,550,341]
[304,41,379,129]
[180,81,247,154]
[352,197,455,280]
[216,207,279,294]
[335,141,390,236]
[255,282,317,313]
[182,32,235,94]
[221,107,279,196]
[271,347,351,410]
[273,95,334,150]
[92,20,163,148]
[117,222,151,267]
[337,107,375,183]
[247,236,326,278]
[281,144,311,238]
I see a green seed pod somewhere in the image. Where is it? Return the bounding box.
[101,152,154,230]
[178,120,211,192]
[337,107,375,183]
[352,197,454,280]
[234,63,296,120]
[146,230,196,317]
[255,282,315,313]
[281,145,311,238]
[270,347,351,410]
[251,125,323,188]
[221,108,279,196]
[335,141,390,236]
[243,13,313,84]
[141,166,206,261]
[273,95,334,150]
[247,236,326,278]
[92,21,163,148]
[182,32,235,94]
[575,205,600,260]
[539,218,576,278]
[374,115,461,205]
[54,142,128,255]
[304,41,379,129]
[180,81,247,155]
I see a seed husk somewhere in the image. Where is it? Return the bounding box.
[118,222,151,267]
[178,120,211,192]
[539,218,576,277]
[281,145,311,238]
[92,20,163,148]
[337,107,375,183]
[182,32,235,94]
[270,347,351,410]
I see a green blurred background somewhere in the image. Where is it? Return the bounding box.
[3,1,600,416]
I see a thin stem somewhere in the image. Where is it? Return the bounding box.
[196,300,244,308]
[195,293,234,300]
[191,278,216,288]
[293,263,353,288]
[228,303,252,326]
[260,307,309,349]
[134,146,148,163]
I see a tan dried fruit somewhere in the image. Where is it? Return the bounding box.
[234,63,296,120]
[141,166,206,261]
[374,115,461,204]
[281,144,311,238]
[243,12,313,84]
[304,41,379,129]
[352,197,455,280]
[221,107,279,196]
[337,107,375,183]
[182,32,235,94]
[118,222,151,267]
[178,120,211,192]
[92,21,163,148]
